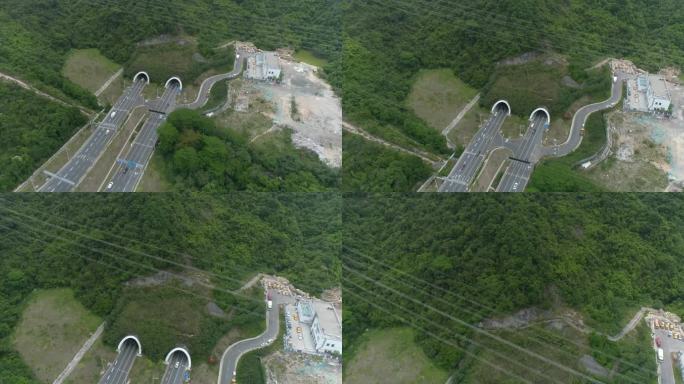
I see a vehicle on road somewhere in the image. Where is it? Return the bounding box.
[658,348,664,362]
[175,361,180,368]
[107,181,113,190]
[111,111,117,118]
[656,337,662,347]
[580,127,586,136]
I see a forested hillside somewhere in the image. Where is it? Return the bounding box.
[156,110,339,192]
[0,194,340,381]
[0,83,87,192]
[341,0,684,191]
[343,194,684,380]
[0,0,340,91]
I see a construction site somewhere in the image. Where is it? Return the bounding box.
[581,60,683,191]
[237,46,342,168]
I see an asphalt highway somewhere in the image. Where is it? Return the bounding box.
[39,79,146,192]
[180,52,245,110]
[98,340,138,384]
[544,74,625,157]
[218,290,290,384]
[104,84,180,192]
[439,104,509,192]
[161,351,190,384]
[497,114,547,192]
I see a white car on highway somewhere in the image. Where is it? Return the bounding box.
[107,181,114,190]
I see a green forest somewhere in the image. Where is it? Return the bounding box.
[343,194,684,382]
[0,194,340,382]
[156,109,339,191]
[0,83,87,192]
[340,0,684,191]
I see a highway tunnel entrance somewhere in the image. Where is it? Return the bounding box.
[117,335,143,356]
[165,347,192,369]
[491,100,511,116]
[133,71,150,84]
[165,76,183,91]
[530,107,551,125]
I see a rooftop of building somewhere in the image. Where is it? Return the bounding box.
[649,75,670,99]
[313,300,342,339]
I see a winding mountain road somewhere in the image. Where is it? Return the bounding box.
[544,74,626,157]
[217,290,291,384]
[179,51,245,110]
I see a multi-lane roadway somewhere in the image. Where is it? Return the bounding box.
[104,82,181,192]
[497,112,549,192]
[98,339,139,384]
[39,78,147,192]
[161,351,190,384]
[218,290,288,384]
[438,102,510,192]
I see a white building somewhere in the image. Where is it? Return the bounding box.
[246,52,281,81]
[296,299,342,355]
[640,75,671,112]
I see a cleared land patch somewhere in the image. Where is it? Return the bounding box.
[408,69,478,133]
[345,327,448,384]
[62,49,121,94]
[12,289,102,383]
[293,50,329,68]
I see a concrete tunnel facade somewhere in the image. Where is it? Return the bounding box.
[530,107,551,124]
[133,71,150,84]
[165,76,183,91]
[117,335,143,356]
[165,347,192,370]
[491,100,512,116]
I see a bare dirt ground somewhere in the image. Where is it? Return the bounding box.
[249,58,341,168]
[585,108,677,191]
[262,351,341,384]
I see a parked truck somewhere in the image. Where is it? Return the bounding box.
[658,348,664,362]
[267,291,273,310]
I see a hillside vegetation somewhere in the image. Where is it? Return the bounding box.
[0,82,87,192]
[343,194,682,381]
[341,0,684,191]
[156,109,339,191]
[0,194,340,382]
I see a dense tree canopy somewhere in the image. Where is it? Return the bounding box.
[156,109,339,191]
[0,83,87,192]
[343,194,684,379]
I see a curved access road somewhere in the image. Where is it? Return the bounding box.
[179,51,245,110]
[217,290,289,384]
[544,73,625,157]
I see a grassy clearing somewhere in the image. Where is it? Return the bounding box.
[12,289,102,383]
[585,157,669,192]
[293,50,329,68]
[345,328,449,384]
[481,56,611,120]
[473,147,513,192]
[500,114,528,139]
[126,38,235,87]
[136,153,172,192]
[408,69,478,132]
[64,337,115,384]
[62,49,121,94]
[202,79,228,112]
[446,105,488,148]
